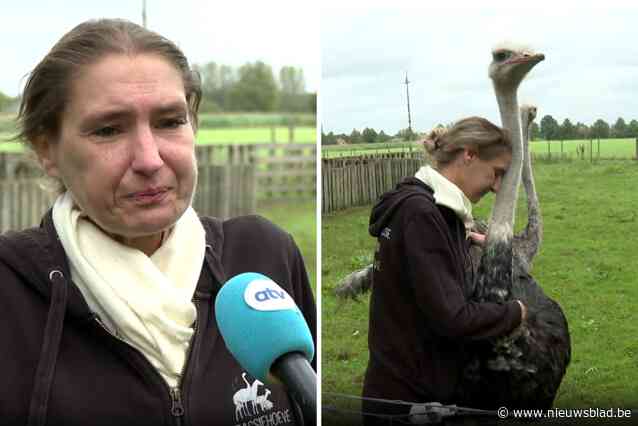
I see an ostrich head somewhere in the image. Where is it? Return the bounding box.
[520,104,538,137]
[488,43,545,92]
[521,104,538,123]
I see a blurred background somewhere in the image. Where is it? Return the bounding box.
[0,0,318,287]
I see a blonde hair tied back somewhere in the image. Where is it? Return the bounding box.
[422,127,449,155]
[422,117,511,168]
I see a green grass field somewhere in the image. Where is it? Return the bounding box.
[0,126,316,153]
[196,112,315,129]
[257,200,316,293]
[530,138,637,159]
[322,138,638,160]
[197,126,315,144]
[0,112,316,152]
[322,141,418,158]
[322,160,638,410]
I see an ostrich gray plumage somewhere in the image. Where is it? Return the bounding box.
[458,46,570,409]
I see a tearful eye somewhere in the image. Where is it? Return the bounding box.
[92,126,120,138]
[158,117,188,129]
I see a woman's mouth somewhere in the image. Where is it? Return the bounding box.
[126,187,170,205]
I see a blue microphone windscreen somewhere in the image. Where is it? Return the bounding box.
[214,272,315,382]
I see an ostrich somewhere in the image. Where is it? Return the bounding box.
[516,104,542,272]
[334,105,542,299]
[335,45,570,410]
[456,44,570,409]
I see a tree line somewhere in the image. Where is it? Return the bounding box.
[194,61,315,114]
[0,61,316,115]
[322,127,415,145]
[323,116,638,146]
[538,115,638,140]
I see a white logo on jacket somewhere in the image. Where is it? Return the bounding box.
[381,227,392,240]
[233,372,273,421]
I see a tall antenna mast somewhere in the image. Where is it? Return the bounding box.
[404,72,412,137]
[142,0,147,28]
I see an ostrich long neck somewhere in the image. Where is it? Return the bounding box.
[519,110,542,267]
[487,86,523,245]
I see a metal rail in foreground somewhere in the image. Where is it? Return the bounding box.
[323,393,638,424]
[323,392,497,424]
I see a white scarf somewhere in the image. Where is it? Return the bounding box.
[415,165,474,232]
[52,191,206,388]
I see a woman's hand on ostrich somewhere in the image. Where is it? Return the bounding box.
[468,231,486,246]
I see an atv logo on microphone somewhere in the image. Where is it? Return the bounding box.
[244,279,297,311]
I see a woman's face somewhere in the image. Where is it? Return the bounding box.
[460,148,511,203]
[40,53,197,239]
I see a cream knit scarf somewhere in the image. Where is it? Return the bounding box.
[52,191,206,388]
[415,165,474,232]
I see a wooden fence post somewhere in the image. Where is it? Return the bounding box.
[597,138,600,158]
[288,125,294,143]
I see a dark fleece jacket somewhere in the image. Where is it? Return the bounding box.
[0,211,316,426]
[361,178,521,424]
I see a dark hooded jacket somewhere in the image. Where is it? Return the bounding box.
[361,178,521,423]
[0,211,316,426]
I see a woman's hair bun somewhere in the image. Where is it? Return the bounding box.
[422,127,448,154]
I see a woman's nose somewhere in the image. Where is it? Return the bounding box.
[131,124,163,176]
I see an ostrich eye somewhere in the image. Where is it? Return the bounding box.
[493,50,510,62]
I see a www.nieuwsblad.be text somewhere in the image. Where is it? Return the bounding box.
[497,406,633,420]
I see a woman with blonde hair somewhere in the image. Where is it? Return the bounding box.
[362,116,526,425]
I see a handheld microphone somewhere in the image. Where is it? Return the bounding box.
[215,272,316,424]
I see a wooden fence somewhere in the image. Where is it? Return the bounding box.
[0,143,315,233]
[322,151,424,214]
[195,143,316,200]
[0,179,56,232]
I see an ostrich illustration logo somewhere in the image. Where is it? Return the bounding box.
[232,372,274,421]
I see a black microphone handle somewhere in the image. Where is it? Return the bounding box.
[271,352,316,425]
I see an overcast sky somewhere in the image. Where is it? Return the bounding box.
[321,4,638,135]
[0,0,319,98]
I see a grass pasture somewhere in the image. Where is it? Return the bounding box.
[322,141,418,158]
[257,200,316,292]
[322,160,638,411]
[197,126,315,144]
[0,113,316,152]
[322,138,638,160]
[196,112,315,128]
[530,138,638,159]
[0,127,316,152]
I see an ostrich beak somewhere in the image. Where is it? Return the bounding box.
[508,53,545,65]
[531,53,545,63]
